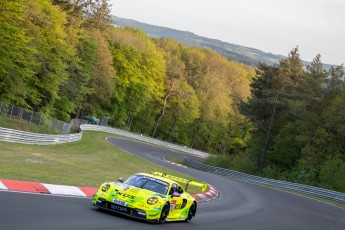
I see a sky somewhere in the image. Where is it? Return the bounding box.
[110,0,345,65]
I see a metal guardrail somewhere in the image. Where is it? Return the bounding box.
[0,124,210,159]
[80,125,210,158]
[183,158,345,204]
[0,127,81,145]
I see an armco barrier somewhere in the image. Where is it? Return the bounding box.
[183,158,345,204]
[80,125,210,158]
[0,124,209,158]
[0,127,81,145]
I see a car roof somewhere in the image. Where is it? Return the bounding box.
[135,173,178,185]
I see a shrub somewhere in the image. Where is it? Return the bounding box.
[319,155,345,193]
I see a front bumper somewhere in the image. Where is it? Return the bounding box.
[93,198,148,220]
[93,198,162,222]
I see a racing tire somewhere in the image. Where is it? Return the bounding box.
[158,204,170,224]
[185,202,196,223]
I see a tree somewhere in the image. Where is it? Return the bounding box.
[108,28,165,128]
[84,28,115,114]
[160,80,200,142]
[23,0,74,116]
[241,48,304,173]
[151,38,186,138]
[84,0,112,30]
[0,0,38,107]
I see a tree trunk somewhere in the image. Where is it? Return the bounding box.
[140,103,158,134]
[152,80,175,138]
[220,124,232,155]
[259,106,276,174]
[126,114,134,129]
[203,131,211,152]
[167,115,178,142]
[190,117,203,148]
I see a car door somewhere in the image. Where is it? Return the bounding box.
[168,183,184,218]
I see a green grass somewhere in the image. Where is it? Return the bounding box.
[0,115,59,134]
[0,131,205,194]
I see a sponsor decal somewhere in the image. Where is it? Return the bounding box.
[170,200,176,212]
[115,191,135,199]
[141,176,169,187]
[110,204,128,213]
[112,199,128,206]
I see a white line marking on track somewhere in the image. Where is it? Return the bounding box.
[197,193,210,201]
[0,189,91,199]
[42,184,87,197]
[0,181,8,190]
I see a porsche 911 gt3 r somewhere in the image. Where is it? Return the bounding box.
[92,171,207,223]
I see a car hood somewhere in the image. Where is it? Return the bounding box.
[109,182,166,202]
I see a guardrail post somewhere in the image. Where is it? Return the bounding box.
[30,111,33,124]
[9,105,14,118]
[19,108,23,121]
[38,114,42,126]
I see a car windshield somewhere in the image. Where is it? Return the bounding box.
[124,175,169,195]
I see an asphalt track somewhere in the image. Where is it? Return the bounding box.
[1,137,345,230]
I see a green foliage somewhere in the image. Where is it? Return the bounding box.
[319,155,345,192]
[241,48,306,173]
[235,48,345,193]
[269,122,302,169]
[203,153,257,175]
[109,28,165,128]
[23,0,72,113]
[83,28,115,115]
[0,0,38,106]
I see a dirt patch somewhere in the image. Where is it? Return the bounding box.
[26,158,44,164]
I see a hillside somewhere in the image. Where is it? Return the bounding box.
[112,16,286,66]
[112,16,334,69]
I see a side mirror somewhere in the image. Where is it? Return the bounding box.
[172,192,181,197]
[118,177,125,183]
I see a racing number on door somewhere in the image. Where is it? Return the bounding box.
[170,200,177,212]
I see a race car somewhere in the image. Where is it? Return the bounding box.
[92,171,207,223]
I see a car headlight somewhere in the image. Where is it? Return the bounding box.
[101,183,110,192]
[147,197,158,205]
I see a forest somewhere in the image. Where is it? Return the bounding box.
[1,0,344,192]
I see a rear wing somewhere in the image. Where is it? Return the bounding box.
[150,171,207,192]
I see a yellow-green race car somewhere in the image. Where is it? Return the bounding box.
[92,171,207,223]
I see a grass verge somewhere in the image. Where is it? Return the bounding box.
[0,131,204,194]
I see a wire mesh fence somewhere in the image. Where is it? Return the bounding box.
[0,101,71,134]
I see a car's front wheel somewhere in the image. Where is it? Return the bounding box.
[158,203,170,224]
[185,202,196,222]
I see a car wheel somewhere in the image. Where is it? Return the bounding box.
[158,204,169,224]
[185,202,196,223]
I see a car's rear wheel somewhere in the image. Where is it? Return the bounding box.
[158,204,169,224]
[185,202,196,222]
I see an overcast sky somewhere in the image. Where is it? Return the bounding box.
[110,0,345,65]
